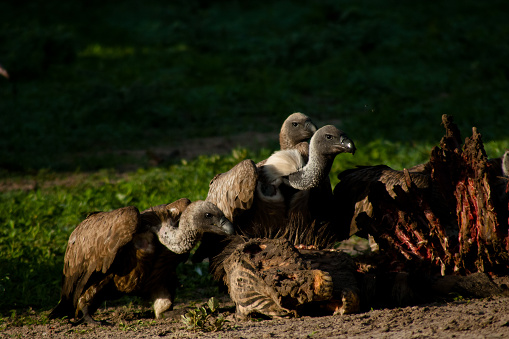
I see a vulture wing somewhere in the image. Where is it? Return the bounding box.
[61,206,141,307]
[141,198,192,229]
[206,159,258,222]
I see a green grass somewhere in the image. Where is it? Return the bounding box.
[0,150,256,313]
[1,0,509,318]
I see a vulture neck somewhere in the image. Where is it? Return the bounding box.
[155,223,200,255]
[279,134,292,150]
[286,145,333,191]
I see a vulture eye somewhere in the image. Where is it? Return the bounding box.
[326,134,334,140]
[204,212,213,219]
[292,122,299,127]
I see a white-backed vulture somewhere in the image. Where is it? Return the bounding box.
[256,112,317,167]
[49,199,234,324]
[279,112,317,152]
[192,113,317,265]
[206,125,356,246]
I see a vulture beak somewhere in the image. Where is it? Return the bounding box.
[338,134,356,155]
[306,120,318,134]
[218,216,235,235]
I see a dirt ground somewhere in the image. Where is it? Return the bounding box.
[3,203,509,338]
[3,134,509,338]
[3,293,509,339]
[4,237,509,339]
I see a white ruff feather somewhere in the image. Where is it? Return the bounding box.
[262,149,305,184]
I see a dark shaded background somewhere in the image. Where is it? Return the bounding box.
[1,0,508,173]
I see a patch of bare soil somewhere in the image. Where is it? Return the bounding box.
[3,294,509,339]
[3,231,509,339]
[146,131,277,164]
[0,131,275,192]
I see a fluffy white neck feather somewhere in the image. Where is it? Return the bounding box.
[262,149,305,184]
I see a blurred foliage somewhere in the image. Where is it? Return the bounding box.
[1,0,509,317]
[0,0,508,171]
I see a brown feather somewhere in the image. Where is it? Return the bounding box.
[62,206,141,309]
[206,159,258,222]
[50,198,207,323]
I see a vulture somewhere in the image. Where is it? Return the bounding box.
[278,112,317,154]
[49,199,234,324]
[192,112,318,264]
[208,236,360,319]
[256,112,317,167]
[206,125,356,246]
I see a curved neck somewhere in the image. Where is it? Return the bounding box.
[287,150,332,190]
[155,224,200,254]
[279,133,291,150]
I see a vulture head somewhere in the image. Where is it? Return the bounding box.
[284,125,355,191]
[279,112,317,150]
[309,125,356,158]
[262,125,355,191]
[154,200,234,254]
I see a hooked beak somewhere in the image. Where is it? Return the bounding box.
[218,216,235,235]
[338,135,356,155]
[306,120,318,135]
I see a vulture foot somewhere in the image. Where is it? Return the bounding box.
[71,313,111,327]
[153,297,173,319]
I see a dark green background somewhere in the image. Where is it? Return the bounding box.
[1,0,508,173]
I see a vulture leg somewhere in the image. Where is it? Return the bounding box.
[74,276,115,325]
[150,282,176,319]
[71,308,103,326]
[143,249,183,319]
[152,296,172,319]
